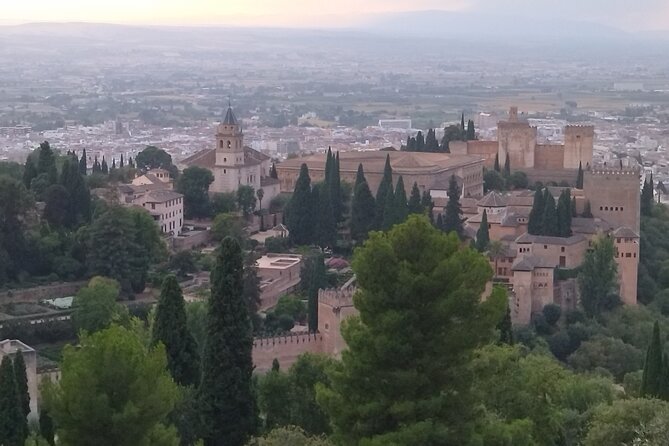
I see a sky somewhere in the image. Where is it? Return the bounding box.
[2,0,668,31]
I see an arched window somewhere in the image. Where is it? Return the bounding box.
[219,140,223,148]
[227,140,231,149]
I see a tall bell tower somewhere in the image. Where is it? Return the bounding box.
[215,104,244,167]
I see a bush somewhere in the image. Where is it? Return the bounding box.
[532,313,552,336]
[543,304,562,326]
[265,237,291,253]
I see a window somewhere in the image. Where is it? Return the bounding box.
[561,247,565,252]
[227,140,231,149]
[544,245,548,249]
[626,253,632,258]
[224,157,227,162]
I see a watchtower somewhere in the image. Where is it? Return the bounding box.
[583,166,641,232]
[563,125,594,169]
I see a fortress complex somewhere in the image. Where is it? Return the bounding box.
[464,165,641,325]
[450,106,594,184]
[276,151,485,198]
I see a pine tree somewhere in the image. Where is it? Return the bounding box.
[498,305,514,345]
[541,189,558,236]
[153,275,200,387]
[494,153,500,172]
[641,321,664,398]
[504,153,511,177]
[394,176,408,224]
[528,188,545,235]
[576,161,584,189]
[79,148,88,175]
[421,190,434,223]
[466,119,476,140]
[375,155,393,229]
[13,351,30,420]
[0,356,26,445]
[199,237,256,446]
[287,164,314,245]
[308,254,325,332]
[408,182,423,214]
[120,153,125,168]
[101,157,109,174]
[442,175,464,238]
[351,177,376,243]
[23,156,37,189]
[475,209,490,252]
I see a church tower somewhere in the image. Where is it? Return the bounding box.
[215,104,244,167]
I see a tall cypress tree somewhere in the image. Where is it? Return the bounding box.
[101,157,109,174]
[308,254,325,332]
[541,189,558,236]
[351,178,376,242]
[641,176,654,217]
[571,196,577,218]
[60,156,91,226]
[37,141,58,185]
[415,131,425,152]
[528,188,545,235]
[13,351,30,420]
[557,189,572,237]
[331,152,342,222]
[442,175,464,238]
[287,164,314,245]
[199,237,256,446]
[0,356,26,445]
[576,161,584,189]
[120,153,125,168]
[421,190,434,223]
[582,199,593,218]
[498,305,514,345]
[461,112,466,133]
[475,209,490,252]
[435,213,444,231]
[79,148,88,175]
[39,408,55,446]
[23,156,37,189]
[642,321,664,398]
[354,163,365,190]
[504,153,511,177]
[324,148,333,185]
[375,155,393,229]
[153,275,200,387]
[381,186,396,231]
[494,153,500,172]
[408,182,423,214]
[394,176,408,224]
[314,183,336,248]
[466,119,476,140]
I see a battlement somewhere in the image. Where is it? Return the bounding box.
[318,287,356,309]
[587,165,640,176]
[565,125,594,133]
[253,331,323,348]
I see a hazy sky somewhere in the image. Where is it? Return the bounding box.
[2,0,668,31]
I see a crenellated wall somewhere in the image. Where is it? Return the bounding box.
[252,332,324,373]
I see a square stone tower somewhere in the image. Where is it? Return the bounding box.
[497,107,537,169]
[583,166,641,233]
[563,125,594,169]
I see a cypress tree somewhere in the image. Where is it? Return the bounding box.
[287,164,314,245]
[421,190,434,223]
[324,148,333,185]
[120,153,125,168]
[13,351,30,420]
[381,186,396,231]
[498,305,514,345]
[129,156,135,168]
[331,152,342,222]
[39,408,55,446]
[504,153,511,177]
[425,129,439,152]
[23,156,37,189]
[0,356,26,445]
[375,155,393,229]
[308,253,325,332]
[415,131,425,152]
[576,161,584,189]
[557,189,572,237]
[93,156,100,174]
[641,321,664,398]
[528,188,545,235]
[408,182,423,214]
[314,183,336,248]
[466,119,476,140]
[582,199,593,218]
[79,148,88,175]
[394,176,408,223]
[435,213,444,231]
[60,156,91,225]
[270,163,278,179]
[354,163,365,190]
[571,196,577,218]
[153,275,200,386]
[351,179,376,242]
[475,210,490,252]
[541,189,558,236]
[641,176,654,216]
[461,112,465,133]
[199,237,256,446]
[442,175,464,238]
[101,156,109,174]
[494,153,500,172]
[37,141,57,185]
[111,158,117,170]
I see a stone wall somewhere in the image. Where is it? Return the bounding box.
[534,144,565,170]
[0,281,86,305]
[252,332,323,373]
[172,229,211,251]
[464,141,498,169]
[583,167,641,232]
